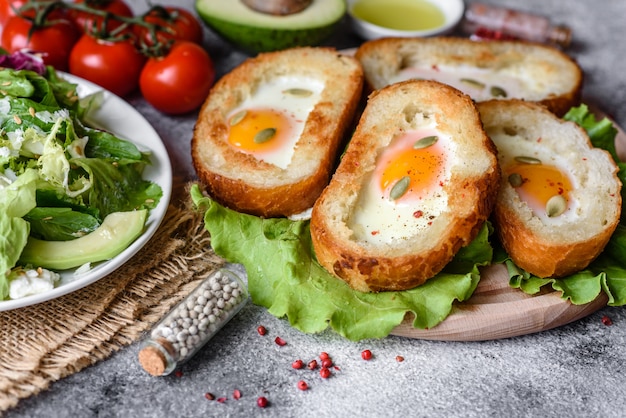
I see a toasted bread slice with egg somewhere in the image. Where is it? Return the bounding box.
[354,37,583,116]
[191,47,363,217]
[310,80,501,292]
[478,99,622,278]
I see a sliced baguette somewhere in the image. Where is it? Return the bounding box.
[191,47,363,217]
[478,99,622,278]
[354,37,583,116]
[310,80,501,292]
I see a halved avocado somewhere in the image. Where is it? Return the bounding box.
[195,0,345,52]
[19,209,147,270]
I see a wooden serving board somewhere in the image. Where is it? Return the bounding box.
[390,109,624,341]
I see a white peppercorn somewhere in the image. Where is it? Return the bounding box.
[138,268,248,376]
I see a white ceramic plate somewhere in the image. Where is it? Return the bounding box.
[0,73,173,311]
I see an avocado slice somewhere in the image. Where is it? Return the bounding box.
[195,0,345,52]
[19,209,147,271]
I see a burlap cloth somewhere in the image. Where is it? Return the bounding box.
[0,182,225,412]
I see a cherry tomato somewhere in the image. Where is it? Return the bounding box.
[135,6,203,46]
[69,0,133,33]
[139,41,215,115]
[1,15,80,71]
[69,34,146,97]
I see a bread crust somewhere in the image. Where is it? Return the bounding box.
[191,47,364,217]
[478,99,622,278]
[310,80,501,292]
[354,37,583,116]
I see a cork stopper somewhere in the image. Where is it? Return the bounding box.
[138,339,176,376]
[549,25,572,48]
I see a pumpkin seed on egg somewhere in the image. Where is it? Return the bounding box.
[282,88,313,97]
[229,110,247,126]
[514,155,542,165]
[389,176,410,200]
[546,194,567,217]
[490,86,507,97]
[460,78,486,89]
[508,173,523,187]
[254,127,276,144]
[413,135,438,149]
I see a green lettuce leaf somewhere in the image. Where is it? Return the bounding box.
[191,184,492,341]
[503,104,626,305]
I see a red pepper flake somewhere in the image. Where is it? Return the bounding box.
[320,367,331,379]
[396,355,405,362]
[361,349,372,360]
[297,380,309,391]
[257,396,269,408]
[204,392,215,401]
[307,359,318,370]
[175,370,183,378]
[292,359,304,369]
[217,397,227,403]
[602,315,613,326]
[275,336,287,346]
[257,325,267,336]
[233,389,241,400]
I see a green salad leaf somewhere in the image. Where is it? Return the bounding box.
[191,185,493,341]
[501,104,626,305]
[0,60,162,300]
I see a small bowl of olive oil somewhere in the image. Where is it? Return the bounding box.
[347,0,464,40]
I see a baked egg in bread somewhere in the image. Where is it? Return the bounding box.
[354,37,583,116]
[191,47,363,218]
[310,79,500,292]
[478,99,622,278]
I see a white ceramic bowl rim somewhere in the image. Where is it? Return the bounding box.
[348,0,466,38]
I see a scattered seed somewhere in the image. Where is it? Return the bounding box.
[460,78,486,89]
[275,336,287,346]
[283,88,313,97]
[297,380,309,391]
[254,127,276,144]
[257,325,267,336]
[361,349,372,360]
[204,392,215,401]
[320,367,331,379]
[389,176,410,200]
[257,396,269,408]
[514,155,541,165]
[413,135,438,149]
[508,173,523,188]
[229,110,246,126]
[490,85,507,97]
[546,194,567,217]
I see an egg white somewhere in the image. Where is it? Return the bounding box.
[349,126,456,246]
[227,76,324,169]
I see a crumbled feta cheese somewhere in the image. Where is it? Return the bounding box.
[9,267,60,299]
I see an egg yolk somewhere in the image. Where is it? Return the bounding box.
[378,133,446,202]
[227,108,294,155]
[507,162,572,214]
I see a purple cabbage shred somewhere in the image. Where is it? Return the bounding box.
[0,50,46,75]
